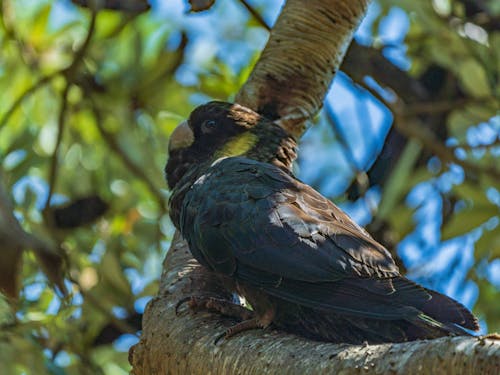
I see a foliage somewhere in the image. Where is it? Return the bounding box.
[0,0,498,373]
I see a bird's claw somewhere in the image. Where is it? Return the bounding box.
[174,296,194,316]
[213,318,262,345]
[214,331,227,345]
[175,295,254,319]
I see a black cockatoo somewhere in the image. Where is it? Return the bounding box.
[165,101,478,344]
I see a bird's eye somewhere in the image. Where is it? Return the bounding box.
[201,120,217,133]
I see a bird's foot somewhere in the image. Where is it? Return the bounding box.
[176,296,275,344]
[214,307,275,344]
[215,318,264,345]
[175,295,254,321]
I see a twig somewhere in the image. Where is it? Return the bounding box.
[62,7,98,79]
[91,104,166,251]
[354,88,374,169]
[402,98,488,117]
[0,2,38,68]
[90,104,165,206]
[324,102,360,171]
[355,80,500,181]
[71,0,150,13]
[0,74,58,131]
[44,84,70,211]
[42,6,97,210]
[354,79,391,108]
[238,0,271,31]
[451,138,500,151]
[0,8,98,135]
[395,117,500,180]
[69,276,139,336]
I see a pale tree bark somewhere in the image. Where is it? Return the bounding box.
[236,0,367,139]
[130,235,500,374]
[129,0,500,373]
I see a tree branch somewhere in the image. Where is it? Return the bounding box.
[236,0,370,139]
[44,83,70,211]
[0,73,57,133]
[355,81,500,181]
[91,104,165,207]
[130,234,500,374]
[0,177,65,298]
[238,0,271,31]
[0,7,97,138]
[90,102,166,250]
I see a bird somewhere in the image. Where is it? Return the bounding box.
[165,101,479,344]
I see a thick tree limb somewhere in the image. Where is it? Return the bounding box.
[236,0,370,139]
[130,234,500,374]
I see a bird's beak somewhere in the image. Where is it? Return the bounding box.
[168,120,194,152]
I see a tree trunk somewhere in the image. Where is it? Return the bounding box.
[236,0,369,139]
[129,0,500,373]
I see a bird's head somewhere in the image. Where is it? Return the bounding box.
[165,101,296,190]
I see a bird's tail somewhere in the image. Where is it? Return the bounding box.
[421,288,479,331]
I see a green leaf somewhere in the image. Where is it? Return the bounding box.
[458,59,491,98]
[387,204,416,240]
[0,293,14,325]
[29,4,52,49]
[442,205,498,240]
[447,103,497,140]
[475,281,500,332]
[475,228,500,259]
[452,183,491,206]
[100,251,131,298]
[377,139,422,220]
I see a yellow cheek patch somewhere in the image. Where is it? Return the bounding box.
[215,132,258,158]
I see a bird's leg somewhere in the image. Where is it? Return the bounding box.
[215,307,275,344]
[215,318,261,344]
[176,295,254,321]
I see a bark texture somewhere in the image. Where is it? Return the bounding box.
[236,0,370,139]
[130,234,500,374]
[129,0,500,373]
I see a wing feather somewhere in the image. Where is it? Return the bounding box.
[180,157,476,327]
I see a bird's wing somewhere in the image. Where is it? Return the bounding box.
[182,157,398,280]
[180,157,474,326]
